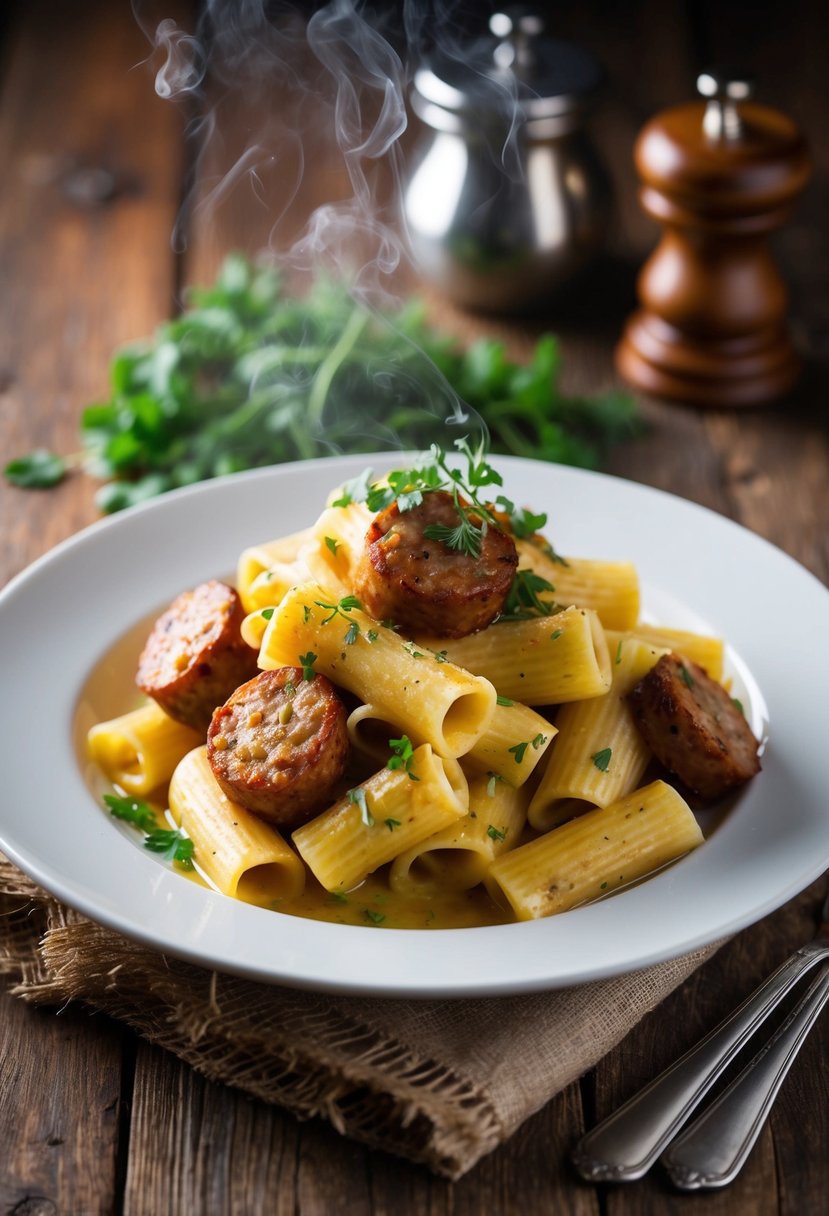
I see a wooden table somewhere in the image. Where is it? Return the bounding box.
[2,2,828,1212]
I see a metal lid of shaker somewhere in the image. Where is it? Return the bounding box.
[411,10,603,129]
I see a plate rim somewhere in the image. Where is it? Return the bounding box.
[2,453,828,998]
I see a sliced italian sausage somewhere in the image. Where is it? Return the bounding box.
[627,652,761,802]
[207,667,349,829]
[136,580,258,732]
[352,490,518,638]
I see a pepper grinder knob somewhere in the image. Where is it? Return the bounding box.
[615,74,811,407]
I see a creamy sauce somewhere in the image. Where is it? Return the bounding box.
[74,612,512,929]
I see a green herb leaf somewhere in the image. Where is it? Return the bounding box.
[363,909,386,925]
[347,787,374,827]
[508,740,529,764]
[299,651,317,681]
[496,695,514,707]
[591,747,612,772]
[261,607,275,620]
[732,696,745,715]
[487,824,507,842]
[104,793,157,832]
[532,733,548,749]
[384,817,401,831]
[679,663,695,689]
[344,621,360,646]
[615,638,623,664]
[500,570,557,621]
[387,735,420,781]
[324,535,339,555]
[4,449,67,489]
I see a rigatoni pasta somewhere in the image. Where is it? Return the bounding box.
[258,582,497,758]
[88,702,202,796]
[169,747,305,903]
[487,780,704,919]
[87,445,755,931]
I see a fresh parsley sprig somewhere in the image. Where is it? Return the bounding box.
[4,255,639,512]
[314,595,363,645]
[104,793,194,870]
[498,570,559,621]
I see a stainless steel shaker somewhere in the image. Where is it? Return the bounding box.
[403,12,611,313]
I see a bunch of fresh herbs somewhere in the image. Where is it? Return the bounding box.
[5,254,638,512]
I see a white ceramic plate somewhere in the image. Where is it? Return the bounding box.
[1,455,827,997]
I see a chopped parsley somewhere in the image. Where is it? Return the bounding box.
[496,695,514,707]
[402,641,426,659]
[486,772,505,797]
[328,890,349,904]
[384,817,402,832]
[347,786,374,827]
[387,735,420,781]
[732,696,744,715]
[499,569,557,621]
[550,628,563,641]
[366,629,379,643]
[314,595,363,645]
[343,439,505,560]
[508,740,529,764]
[104,794,194,870]
[591,747,612,772]
[324,535,339,555]
[532,733,548,749]
[261,607,274,621]
[615,638,623,664]
[432,649,448,663]
[487,824,507,842]
[299,651,317,681]
[363,909,386,925]
[494,495,548,539]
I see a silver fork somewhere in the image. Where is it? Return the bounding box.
[571,887,829,1184]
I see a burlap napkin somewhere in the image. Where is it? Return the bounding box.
[0,854,718,1179]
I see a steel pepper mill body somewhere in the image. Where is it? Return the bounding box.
[616,73,811,407]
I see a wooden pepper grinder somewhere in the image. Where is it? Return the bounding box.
[616,72,811,406]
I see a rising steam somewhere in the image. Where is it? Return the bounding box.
[132,0,494,445]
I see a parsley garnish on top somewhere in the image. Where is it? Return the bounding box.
[331,438,552,563]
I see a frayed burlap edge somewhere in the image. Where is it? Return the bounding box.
[0,857,719,1179]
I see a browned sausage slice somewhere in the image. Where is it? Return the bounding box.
[627,653,761,802]
[136,580,258,732]
[352,490,518,638]
[207,667,349,829]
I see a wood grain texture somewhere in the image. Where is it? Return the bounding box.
[0,0,185,584]
[0,991,125,1215]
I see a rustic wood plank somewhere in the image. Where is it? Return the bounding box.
[0,1,188,1212]
[0,0,186,585]
[124,1041,300,1216]
[364,1083,598,1216]
[0,991,125,1215]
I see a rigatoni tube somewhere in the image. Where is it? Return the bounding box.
[487,780,703,919]
[258,582,496,758]
[88,702,202,797]
[168,747,305,903]
[293,745,468,893]
[390,773,530,895]
[527,634,668,831]
[516,541,640,631]
[417,605,611,705]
